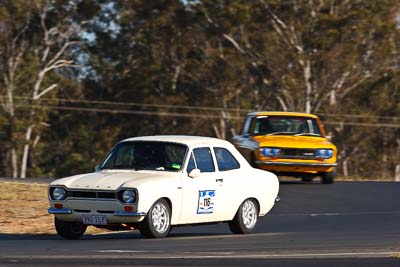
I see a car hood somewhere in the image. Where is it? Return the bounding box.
[50,170,178,191]
[252,135,336,149]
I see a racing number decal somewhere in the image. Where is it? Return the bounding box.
[197,190,215,214]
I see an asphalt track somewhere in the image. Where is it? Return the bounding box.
[1,181,399,266]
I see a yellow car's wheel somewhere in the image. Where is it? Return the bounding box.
[302,176,314,182]
[321,172,335,184]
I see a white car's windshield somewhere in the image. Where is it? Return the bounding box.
[253,116,322,136]
[100,141,188,171]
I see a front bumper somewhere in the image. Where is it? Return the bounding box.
[48,208,146,217]
[255,161,337,168]
[48,208,72,214]
[48,199,147,223]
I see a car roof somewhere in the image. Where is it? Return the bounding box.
[247,111,319,118]
[121,135,232,147]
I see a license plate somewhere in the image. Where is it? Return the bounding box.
[82,215,107,225]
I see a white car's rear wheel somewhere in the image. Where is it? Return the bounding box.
[229,199,258,234]
[139,199,171,238]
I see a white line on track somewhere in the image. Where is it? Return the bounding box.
[90,232,282,240]
[92,250,400,259]
[3,251,399,259]
[274,211,400,217]
[97,250,155,253]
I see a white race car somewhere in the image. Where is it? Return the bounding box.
[48,135,279,239]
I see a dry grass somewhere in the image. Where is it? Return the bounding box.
[0,181,106,235]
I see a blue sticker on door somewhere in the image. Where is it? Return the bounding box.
[197,190,215,214]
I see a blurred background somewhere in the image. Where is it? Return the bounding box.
[0,0,399,180]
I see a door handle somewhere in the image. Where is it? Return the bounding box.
[216,178,223,183]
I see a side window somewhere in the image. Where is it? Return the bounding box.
[310,119,322,135]
[193,147,215,173]
[241,116,252,135]
[248,116,257,135]
[214,147,240,171]
[187,153,196,173]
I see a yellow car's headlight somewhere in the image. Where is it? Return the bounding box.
[315,149,333,159]
[260,147,281,157]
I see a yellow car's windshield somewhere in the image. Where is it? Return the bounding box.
[253,116,322,136]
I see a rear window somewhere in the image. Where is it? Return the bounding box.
[213,147,240,171]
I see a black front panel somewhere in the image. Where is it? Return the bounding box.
[279,148,316,159]
[68,191,117,199]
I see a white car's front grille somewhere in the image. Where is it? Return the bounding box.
[69,190,117,199]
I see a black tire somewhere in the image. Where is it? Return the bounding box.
[321,171,335,184]
[229,199,258,234]
[249,153,257,168]
[54,217,87,239]
[138,199,171,238]
[302,176,313,182]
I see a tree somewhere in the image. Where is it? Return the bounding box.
[0,0,399,180]
[0,0,84,178]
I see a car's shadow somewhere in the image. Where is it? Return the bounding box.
[279,180,322,185]
[0,233,58,240]
[0,231,231,241]
[0,232,143,240]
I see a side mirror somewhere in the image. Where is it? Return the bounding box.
[95,165,101,172]
[188,168,201,178]
[326,135,332,141]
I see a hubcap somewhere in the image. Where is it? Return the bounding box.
[151,202,170,233]
[241,200,257,229]
[70,222,84,234]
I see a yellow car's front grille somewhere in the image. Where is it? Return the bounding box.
[279,148,317,159]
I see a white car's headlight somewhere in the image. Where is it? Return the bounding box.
[122,190,136,203]
[52,187,66,200]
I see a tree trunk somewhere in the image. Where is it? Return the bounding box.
[337,149,346,177]
[212,111,228,139]
[301,59,312,113]
[11,148,18,178]
[212,123,222,139]
[382,131,388,177]
[330,89,336,105]
[20,125,33,178]
[342,158,349,177]
[395,138,400,182]
[395,165,400,182]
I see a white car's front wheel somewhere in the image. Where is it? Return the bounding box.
[228,199,258,234]
[138,199,171,238]
[54,217,87,239]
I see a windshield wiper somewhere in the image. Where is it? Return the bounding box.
[265,132,295,136]
[294,133,321,137]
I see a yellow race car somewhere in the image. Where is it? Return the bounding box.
[232,112,337,184]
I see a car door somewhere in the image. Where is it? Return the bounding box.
[179,147,220,224]
[212,147,244,220]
